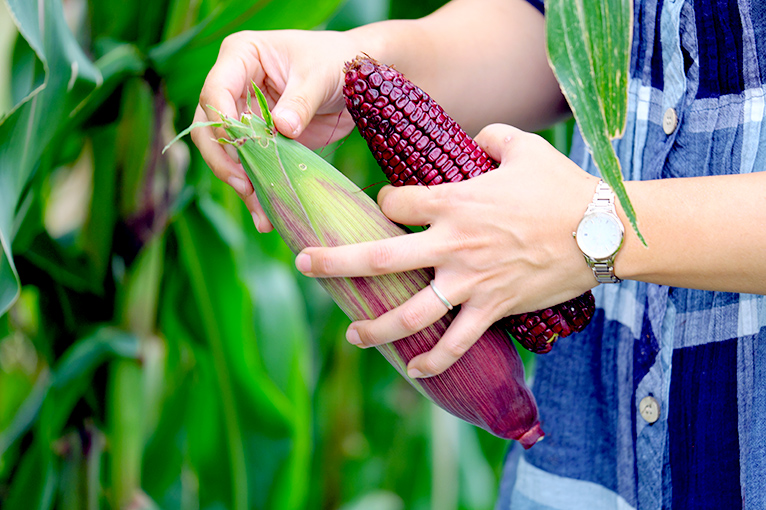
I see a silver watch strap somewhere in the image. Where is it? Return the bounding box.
[588,180,622,284]
[589,180,617,213]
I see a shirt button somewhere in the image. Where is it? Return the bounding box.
[639,396,661,424]
[663,108,678,135]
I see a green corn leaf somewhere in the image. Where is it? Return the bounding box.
[0,4,146,319]
[21,232,100,294]
[196,198,313,508]
[173,208,248,510]
[58,423,105,510]
[546,0,646,244]
[114,78,155,218]
[82,127,119,282]
[118,233,165,337]
[108,358,145,508]
[70,43,146,125]
[0,367,50,460]
[0,327,139,461]
[138,337,195,505]
[0,0,101,317]
[157,223,293,438]
[173,201,319,510]
[52,328,140,391]
[3,439,57,510]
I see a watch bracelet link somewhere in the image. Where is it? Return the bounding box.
[589,180,617,213]
[590,260,622,284]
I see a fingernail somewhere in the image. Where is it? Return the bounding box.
[346,327,362,346]
[251,212,263,233]
[295,252,311,273]
[275,108,301,136]
[407,367,426,379]
[227,175,249,196]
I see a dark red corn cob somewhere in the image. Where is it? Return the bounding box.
[343,55,596,354]
[501,291,596,354]
[343,56,496,186]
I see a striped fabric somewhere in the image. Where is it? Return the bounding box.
[497,0,766,509]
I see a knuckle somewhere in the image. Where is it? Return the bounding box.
[447,228,475,253]
[377,187,399,213]
[285,94,313,121]
[368,243,395,273]
[190,124,202,144]
[198,87,210,109]
[313,251,336,275]
[220,33,241,51]
[243,193,261,210]
[398,305,426,333]
[421,356,446,377]
[523,131,548,150]
[442,339,470,361]
[433,186,467,213]
[355,326,378,347]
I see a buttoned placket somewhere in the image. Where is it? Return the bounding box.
[633,0,688,508]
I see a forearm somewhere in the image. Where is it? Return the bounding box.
[347,0,568,134]
[614,172,766,294]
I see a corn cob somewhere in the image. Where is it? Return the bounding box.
[503,291,595,353]
[343,55,595,354]
[169,86,545,446]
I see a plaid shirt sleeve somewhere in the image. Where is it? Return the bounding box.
[501,0,766,509]
[524,0,544,15]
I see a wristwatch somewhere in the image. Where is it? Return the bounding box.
[574,179,625,284]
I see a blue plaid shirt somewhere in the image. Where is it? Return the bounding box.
[497,0,766,508]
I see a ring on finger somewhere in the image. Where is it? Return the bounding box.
[429,280,454,311]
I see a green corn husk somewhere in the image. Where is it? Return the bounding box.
[169,87,544,446]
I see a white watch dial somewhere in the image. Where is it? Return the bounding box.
[576,212,624,260]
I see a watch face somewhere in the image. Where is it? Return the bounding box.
[576,212,624,260]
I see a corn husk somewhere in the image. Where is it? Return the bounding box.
[172,87,544,446]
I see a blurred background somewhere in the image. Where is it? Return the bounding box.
[0,0,572,508]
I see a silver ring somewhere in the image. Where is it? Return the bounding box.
[430,280,454,310]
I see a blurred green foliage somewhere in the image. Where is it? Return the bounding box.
[0,0,530,508]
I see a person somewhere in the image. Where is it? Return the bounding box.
[191,0,766,507]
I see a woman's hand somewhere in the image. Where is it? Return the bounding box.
[295,124,599,378]
[191,30,363,232]
[190,0,569,234]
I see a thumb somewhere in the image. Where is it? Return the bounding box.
[270,75,329,139]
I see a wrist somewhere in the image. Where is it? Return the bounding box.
[610,180,644,282]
